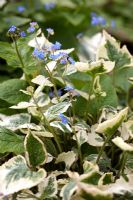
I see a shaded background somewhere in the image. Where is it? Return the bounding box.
[1,0,133,80]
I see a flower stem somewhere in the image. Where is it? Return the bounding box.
[116,152,127,179]
[70,96,83,169]
[85,75,95,121]
[45,65,60,102]
[96,135,112,164]
[32,95,62,153]
[14,39,25,69]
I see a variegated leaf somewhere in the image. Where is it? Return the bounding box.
[25,133,47,167]
[112,136,133,152]
[0,156,46,196]
[96,107,128,136]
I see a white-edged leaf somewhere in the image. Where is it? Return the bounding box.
[31,75,53,87]
[0,155,46,196]
[28,31,52,49]
[56,151,77,169]
[75,60,115,75]
[25,132,47,167]
[45,101,70,121]
[10,102,35,109]
[46,61,57,72]
[96,107,128,136]
[38,175,57,199]
[63,64,77,76]
[0,113,31,131]
[61,181,77,200]
[112,136,133,152]
[50,121,72,133]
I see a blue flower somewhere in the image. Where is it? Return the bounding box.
[68,57,75,64]
[64,85,74,92]
[51,41,62,51]
[8,25,17,33]
[27,26,35,33]
[111,20,116,28]
[30,22,38,28]
[20,31,26,37]
[49,53,61,60]
[60,58,67,65]
[49,89,62,98]
[91,13,106,26]
[59,113,68,124]
[44,2,56,11]
[46,28,54,35]
[33,48,45,60]
[17,6,25,13]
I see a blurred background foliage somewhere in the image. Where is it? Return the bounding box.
[1,0,133,80]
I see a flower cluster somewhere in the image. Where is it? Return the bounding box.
[27,22,38,33]
[91,12,106,26]
[8,25,17,33]
[33,48,45,60]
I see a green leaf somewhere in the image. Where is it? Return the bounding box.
[105,41,131,68]
[0,79,29,104]
[25,132,47,167]
[74,75,118,118]
[0,126,24,154]
[96,107,128,136]
[39,175,57,199]
[0,155,46,196]
[0,41,20,68]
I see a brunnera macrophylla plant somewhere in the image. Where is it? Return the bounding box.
[0,23,133,200]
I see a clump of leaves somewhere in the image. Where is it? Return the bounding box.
[0,23,133,200]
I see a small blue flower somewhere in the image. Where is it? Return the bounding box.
[30,22,38,27]
[60,58,68,65]
[20,31,26,37]
[27,26,35,33]
[111,20,116,28]
[46,28,54,35]
[68,57,75,64]
[33,48,45,60]
[49,89,62,98]
[8,25,17,33]
[51,41,62,51]
[44,2,56,11]
[91,13,106,26]
[59,113,68,124]
[97,16,106,26]
[17,6,25,13]
[49,53,61,60]
[64,85,74,92]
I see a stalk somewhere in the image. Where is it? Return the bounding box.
[32,96,62,153]
[85,75,95,121]
[70,96,83,169]
[96,135,112,164]
[45,65,60,102]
